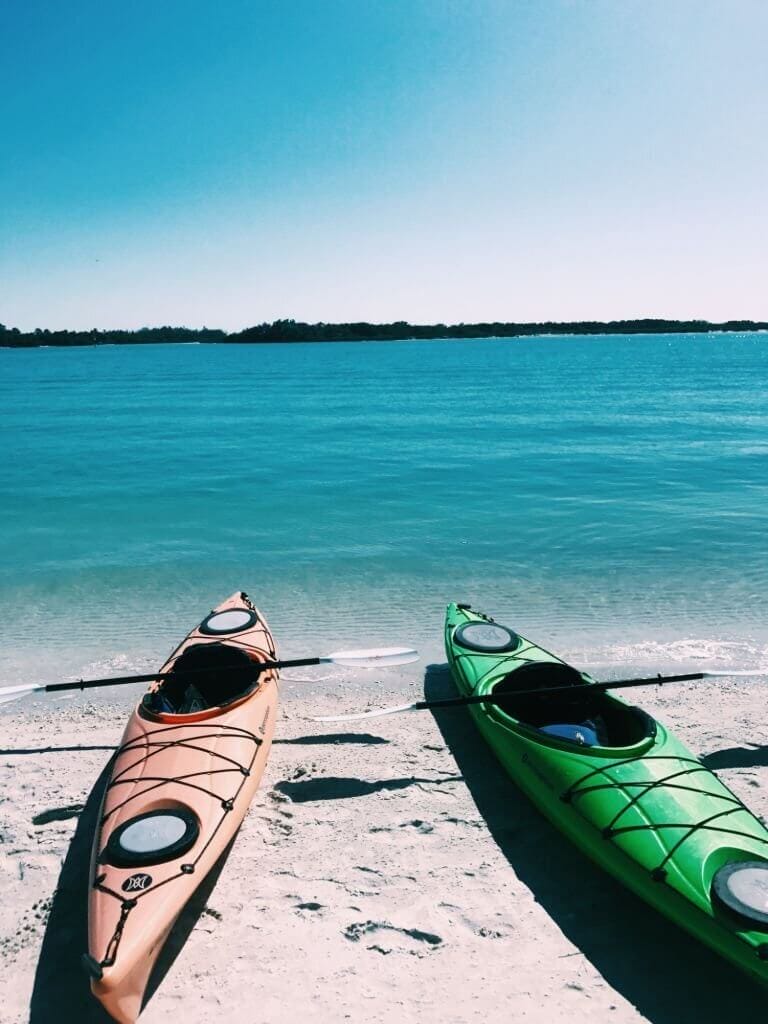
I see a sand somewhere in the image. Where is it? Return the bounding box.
[2,665,768,1024]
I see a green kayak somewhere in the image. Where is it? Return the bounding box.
[445,602,768,985]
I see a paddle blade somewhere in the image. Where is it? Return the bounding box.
[320,647,419,669]
[0,682,44,705]
[313,701,419,722]
[700,670,768,678]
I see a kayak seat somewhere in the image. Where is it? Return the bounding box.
[492,663,655,748]
[144,643,258,715]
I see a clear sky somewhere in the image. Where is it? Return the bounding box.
[1,1,767,330]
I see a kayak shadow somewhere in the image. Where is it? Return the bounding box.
[0,744,115,756]
[424,663,766,1024]
[29,757,115,1024]
[29,757,238,1023]
[700,745,768,770]
[274,732,390,746]
[273,774,462,802]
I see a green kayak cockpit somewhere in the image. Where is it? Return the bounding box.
[490,661,656,750]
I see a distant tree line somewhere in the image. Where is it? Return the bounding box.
[0,324,228,347]
[1,318,767,348]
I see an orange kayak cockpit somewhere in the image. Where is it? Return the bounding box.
[141,641,268,723]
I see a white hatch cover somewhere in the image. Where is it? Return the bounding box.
[106,809,199,867]
[120,814,188,853]
[199,608,257,635]
[713,861,768,926]
[454,621,521,653]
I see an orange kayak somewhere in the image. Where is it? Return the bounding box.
[83,592,279,1023]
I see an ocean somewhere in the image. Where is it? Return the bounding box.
[2,333,767,692]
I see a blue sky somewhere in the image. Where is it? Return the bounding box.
[1,1,767,330]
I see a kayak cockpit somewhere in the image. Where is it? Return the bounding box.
[141,642,260,716]
[491,662,655,749]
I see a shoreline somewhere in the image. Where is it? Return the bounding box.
[2,669,768,1022]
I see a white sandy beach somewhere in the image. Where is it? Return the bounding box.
[2,668,768,1024]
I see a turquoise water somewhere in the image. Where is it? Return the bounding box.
[2,334,768,686]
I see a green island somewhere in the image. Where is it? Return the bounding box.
[1,318,767,347]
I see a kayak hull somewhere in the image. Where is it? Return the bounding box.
[445,603,768,985]
[87,592,278,1022]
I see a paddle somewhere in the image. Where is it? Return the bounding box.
[312,668,767,722]
[0,646,420,705]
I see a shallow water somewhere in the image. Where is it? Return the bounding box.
[2,333,768,687]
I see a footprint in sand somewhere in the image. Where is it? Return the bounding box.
[343,920,443,956]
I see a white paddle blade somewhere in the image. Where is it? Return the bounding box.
[702,670,768,679]
[320,647,419,669]
[0,682,44,705]
[313,701,419,723]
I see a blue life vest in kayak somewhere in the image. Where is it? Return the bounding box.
[539,721,601,746]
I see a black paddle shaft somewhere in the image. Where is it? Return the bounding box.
[44,656,322,693]
[415,672,708,712]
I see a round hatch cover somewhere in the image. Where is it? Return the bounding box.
[105,809,199,867]
[454,621,521,653]
[712,861,768,926]
[199,608,257,635]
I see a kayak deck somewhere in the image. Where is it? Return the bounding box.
[445,602,768,985]
[87,592,279,1023]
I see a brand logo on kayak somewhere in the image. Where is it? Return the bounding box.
[259,705,271,735]
[122,873,153,893]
